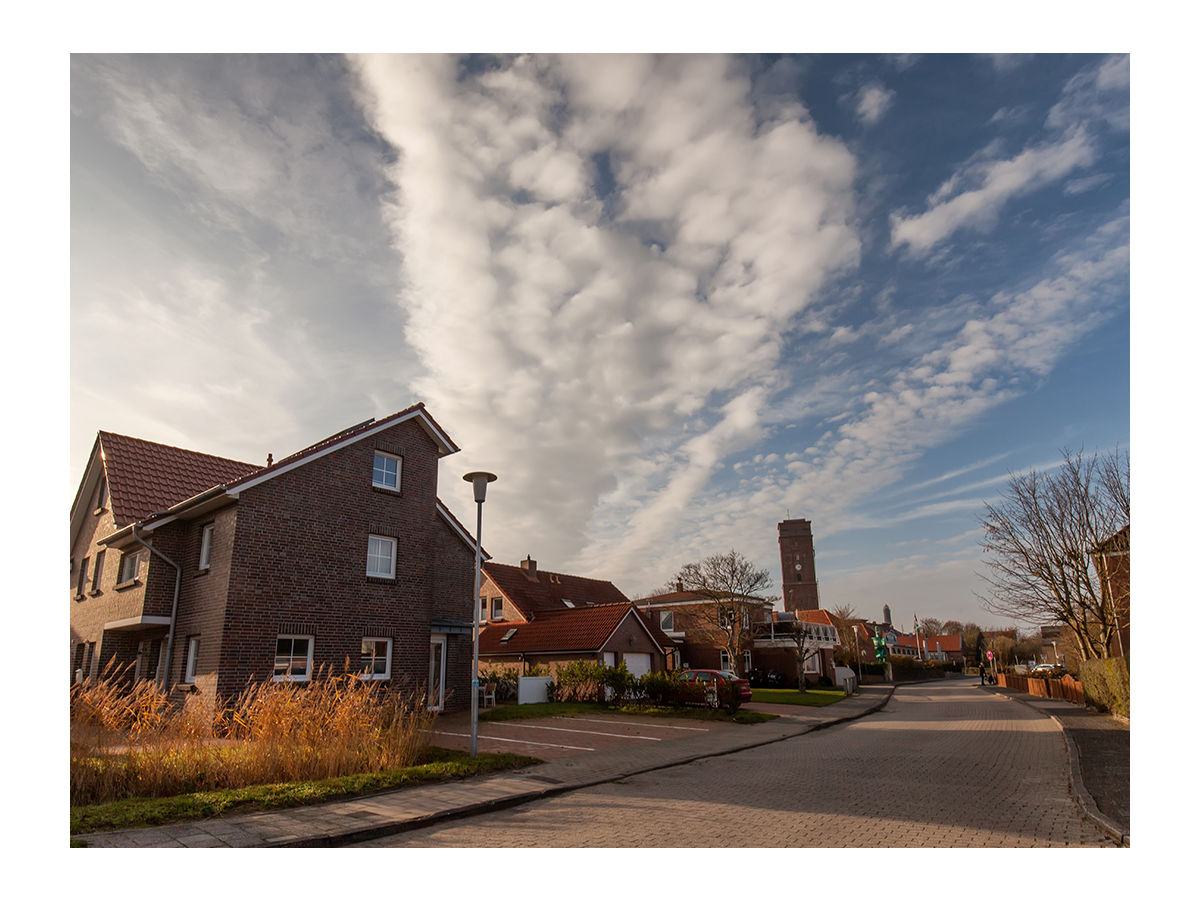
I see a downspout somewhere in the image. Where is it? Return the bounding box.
[132,523,182,693]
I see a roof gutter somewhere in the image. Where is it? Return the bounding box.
[131,523,182,693]
[101,485,229,546]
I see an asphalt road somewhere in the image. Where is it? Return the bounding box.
[355,680,1114,847]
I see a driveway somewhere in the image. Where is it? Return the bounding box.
[428,710,738,760]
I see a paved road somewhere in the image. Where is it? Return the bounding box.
[355,681,1114,847]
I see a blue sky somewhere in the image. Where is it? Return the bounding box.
[68,52,1130,629]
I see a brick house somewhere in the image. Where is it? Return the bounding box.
[1093,525,1129,659]
[477,558,671,677]
[69,404,482,712]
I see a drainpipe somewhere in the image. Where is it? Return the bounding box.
[132,523,182,693]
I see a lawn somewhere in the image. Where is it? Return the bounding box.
[749,688,846,707]
[70,746,538,835]
[481,701,774,725]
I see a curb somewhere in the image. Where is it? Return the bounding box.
[981,685,1129,847]
[274,687,897,848]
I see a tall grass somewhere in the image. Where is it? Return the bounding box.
[70,663,435,806]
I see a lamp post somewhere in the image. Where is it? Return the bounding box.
[464,471,497,759]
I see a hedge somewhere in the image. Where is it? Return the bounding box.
[1079,657,1130,718]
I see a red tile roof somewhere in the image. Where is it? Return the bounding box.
[791,609,837,626]
[484,561,631,618]
[479,603,665,655]
[98,431,261,526]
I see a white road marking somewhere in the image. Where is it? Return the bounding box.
[489,722,661,741]
[572,718,709,732]
[429,730,595,752]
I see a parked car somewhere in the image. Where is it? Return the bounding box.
[678,669,753,706]
[1030,663,1068,678]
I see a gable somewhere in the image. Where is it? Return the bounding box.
[483,562,630,619]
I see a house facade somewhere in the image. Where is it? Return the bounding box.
[69,405,481,712]
[477,558,670,677]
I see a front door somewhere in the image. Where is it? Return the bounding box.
[428,635,447,711]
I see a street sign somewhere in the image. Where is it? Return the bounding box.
[986,651,994,660]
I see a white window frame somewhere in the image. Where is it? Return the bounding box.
[491,596,504,620]
[372,451,402,492]
[184,636,200,683]
[659,610,674,631]
[273,634,314,682]
[198,523,215,571]
[744,649,752,672]
[366,535,397,579]
[91,550,105,593]
[360,637,392,680]
[118,552,140,584]
[719,649,731,670]
[76,556,89,596]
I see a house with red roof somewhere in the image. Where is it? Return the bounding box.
[69,404,482,711]
[476,558,671,677]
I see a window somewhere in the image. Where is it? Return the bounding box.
[360,638,392,680]
[91,550,105,593]
[184,637,200,683]
[744,650,752,672]
[96,479,107,512]
[491,597,503,620]
[76,557,89,597]
[273,635,313,681]
[719,649,731,670]
[118,552,140,584]
[366,535,396,579]
[659,610,674,631]
[480,595,487,623]
[372,451,401,491]
[198,523,215,570]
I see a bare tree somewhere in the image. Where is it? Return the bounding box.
[829,604,861,665]
[778,616,822,693]
[978,447,1129,661]
[673,550,773,677]
[920,617,944,637]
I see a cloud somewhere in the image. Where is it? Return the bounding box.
[890,129,1096,255]
[352,54,861,582]
[855,83,894,125]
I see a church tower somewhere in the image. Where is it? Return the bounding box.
[883,603,892,628]
[778,518,819,612]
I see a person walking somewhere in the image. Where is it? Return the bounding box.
[979,663,987,686]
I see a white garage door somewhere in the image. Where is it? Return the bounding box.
[622,653,652,678]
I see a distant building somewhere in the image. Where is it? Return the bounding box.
[778,518,819,612]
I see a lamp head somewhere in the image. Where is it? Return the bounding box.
[463,471,497,503]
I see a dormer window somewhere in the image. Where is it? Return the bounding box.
[659,610,674,631]
[372,451,401,492]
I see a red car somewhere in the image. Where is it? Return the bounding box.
[678,669,753,706]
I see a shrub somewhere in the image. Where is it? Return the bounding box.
[554,660,607,703]
[718,678,744,712]
[602,663,637,704]
[1079,657,1130,718]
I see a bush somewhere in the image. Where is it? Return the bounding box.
[554,660,607,703]
[1080,657,1130,718]
[603,663,637,704]
[718,679,744,712]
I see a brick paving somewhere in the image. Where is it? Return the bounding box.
[73,679,1125,848]
[360,681,1115,848]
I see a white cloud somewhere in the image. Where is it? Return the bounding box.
[855,83,894,125]
[352,54,861,584]
[890,129,1096,255]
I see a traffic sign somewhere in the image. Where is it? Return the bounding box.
[986,651,994,660]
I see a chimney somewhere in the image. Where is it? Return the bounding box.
[266,453,273,467]
[520,555,537,580]
[676,579,683,592]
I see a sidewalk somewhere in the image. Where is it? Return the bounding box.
[982,682,1129,846]
[72,685,895,848]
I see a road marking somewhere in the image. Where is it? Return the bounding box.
[573,718,710,732]
[429,730,595,752]
[488,722,661,741]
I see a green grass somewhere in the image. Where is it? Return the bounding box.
[750,688,846,707]
[480,701,774,725]
[70,746,538,836]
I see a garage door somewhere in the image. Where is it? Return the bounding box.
[623,653,652,678]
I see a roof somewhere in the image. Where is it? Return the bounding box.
[478,603,666,656]
[97,431,261,527]
[791,609,837,627]
[639,590,771,607]
[484,561,631,618]
[895,632,964,653]
[1095,524,1130,554]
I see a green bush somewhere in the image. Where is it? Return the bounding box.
[603,663,637,704]
[554,660,607,703]
[718,678,744,712]
[1080,657,1130,718]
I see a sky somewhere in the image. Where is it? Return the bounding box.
[69,52,1131,631]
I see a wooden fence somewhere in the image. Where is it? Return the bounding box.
[996,672,1085,705]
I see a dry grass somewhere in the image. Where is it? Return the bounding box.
[70,663,435,806]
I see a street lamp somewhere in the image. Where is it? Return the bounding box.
[464,471,497,759]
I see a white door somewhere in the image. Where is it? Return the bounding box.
[428,635,446,711]
[622,653,652,678]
